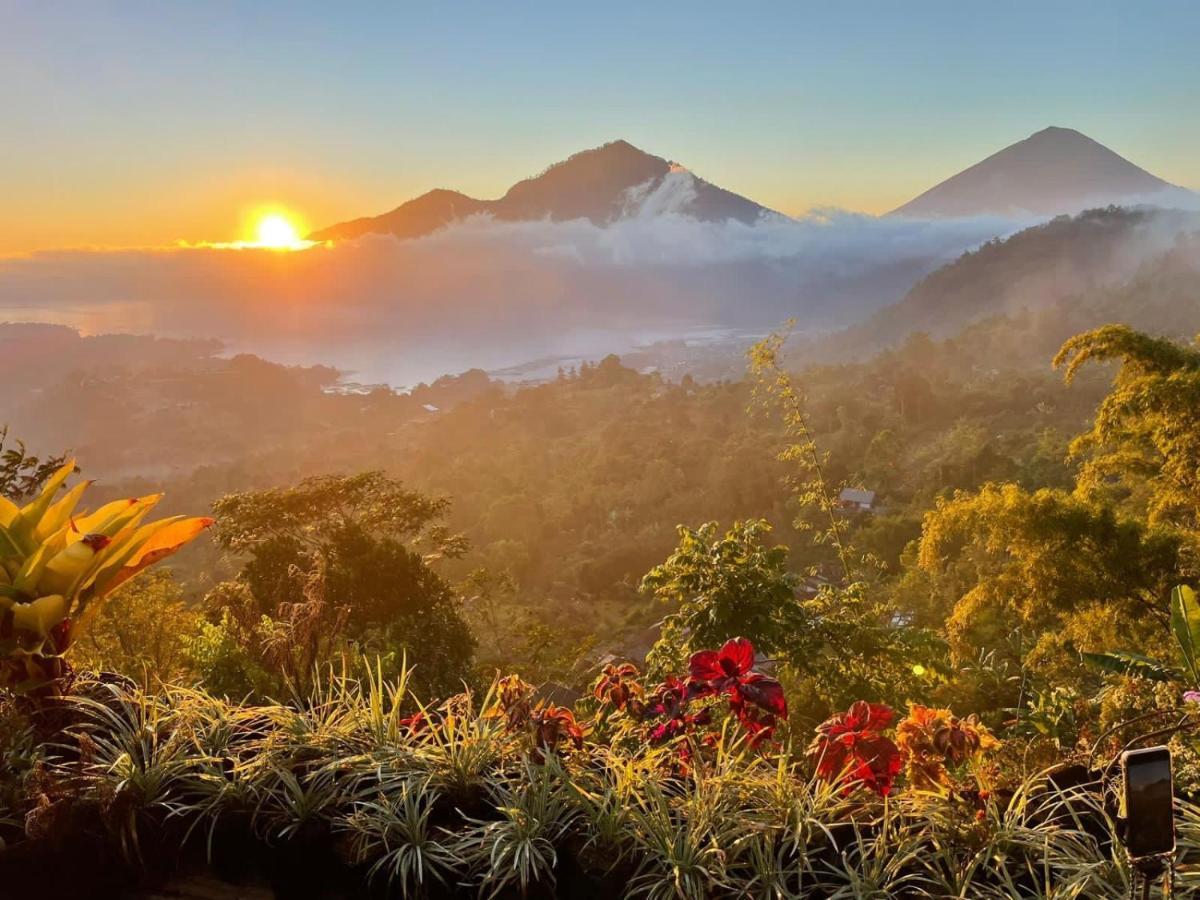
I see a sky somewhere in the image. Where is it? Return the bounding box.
[2,1,1198,254]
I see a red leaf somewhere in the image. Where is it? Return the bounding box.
[717,637,755,676]
[688,650,725,682]
[735,673,787,718]
[853,734,904,796]
[811,738,851,779]
[845,701,894,732]
[809,701,904,797]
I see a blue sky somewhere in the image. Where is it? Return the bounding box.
[3,1,1197,251]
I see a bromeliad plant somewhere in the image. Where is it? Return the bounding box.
[0,460,212,692]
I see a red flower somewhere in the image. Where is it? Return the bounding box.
[809,701,904,797]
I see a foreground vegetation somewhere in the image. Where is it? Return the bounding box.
[4,658,1199,898]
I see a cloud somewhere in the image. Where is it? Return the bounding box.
[0,197,1043,384]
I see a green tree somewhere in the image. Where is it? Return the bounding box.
[208,472,475,697]
[642,520,799,674]
[748,331,853,580]
[642,520,932,718]
[912,483,1186,676]
[1055,324,1200,525]
[0,428,71,501]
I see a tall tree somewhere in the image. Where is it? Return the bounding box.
[1055,324,1200,525]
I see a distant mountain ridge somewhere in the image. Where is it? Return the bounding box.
[310,140,774,241]
[891,126,1189,218]
[317,128,1194,242]
[824,206,1200,359]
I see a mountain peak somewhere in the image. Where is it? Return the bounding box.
[891,126,1180,218]
[311,140,771,241]
[1030,125,1086,138]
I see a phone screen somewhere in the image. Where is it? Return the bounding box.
[1124,747,1175,858]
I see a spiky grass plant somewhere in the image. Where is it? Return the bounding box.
[65,680,201,860]
[945,774,1129,899]
[166,687,271,854]
[339,776,461,897]
[453,759,579,898]
[414,681,509,802]
[568,747,649,875]
[814,817,940,899]
[14,673,1200,898]
[730,749,854,898]
[625,774,749,900]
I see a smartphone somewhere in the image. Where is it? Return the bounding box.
[1121,746,1175,859]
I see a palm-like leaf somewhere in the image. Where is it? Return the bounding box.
[1171,584,1200,686]
[1082,650,1177,683]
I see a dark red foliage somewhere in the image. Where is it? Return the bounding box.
[398,711,427,735]
[808,701,904,797]
[643,638,789,751]
[685,637,787,743]
[593,662,644,713]
[734,705,779,749]
[689,636,755,683]
[529,703,584,761]
[646,676,711,744]
[734,673,787,717]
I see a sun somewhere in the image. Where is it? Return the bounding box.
[255,213,305,249]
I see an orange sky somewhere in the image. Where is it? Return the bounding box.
[0,151,932,256]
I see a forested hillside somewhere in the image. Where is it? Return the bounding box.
[826,206,1199,355]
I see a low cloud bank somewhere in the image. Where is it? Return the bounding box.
[0,198,1038,383]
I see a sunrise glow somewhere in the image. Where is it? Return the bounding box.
[252,213,309,250]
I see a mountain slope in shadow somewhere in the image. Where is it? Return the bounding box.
[891,126,1189,218]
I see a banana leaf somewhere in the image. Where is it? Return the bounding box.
[1171,585,1200,686]
[1082,650,1176,683]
